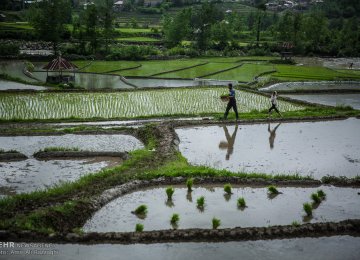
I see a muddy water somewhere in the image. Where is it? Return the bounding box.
[0,134,144,196]
[260,81,360,92]
[83,186,360,232]
[0,80,47,91]
[176,118,360,178]
[283,94,360,110]
[2,236,359,260]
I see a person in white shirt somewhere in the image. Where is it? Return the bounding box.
[268,91,282,117]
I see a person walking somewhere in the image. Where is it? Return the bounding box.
[223,83,239,120]
[268,91,282,118]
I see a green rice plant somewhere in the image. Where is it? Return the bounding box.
[197,196,205,210]
[133,205,147,215]
[170,213,180,225]
[42,147,80,152]
[166,187,175,200]
[237,197,246,208]
[212,217,221,229]
[317,189,326,199]
[291,221,300,227]
[224,184,232,194]
[268,185,279,194]
[186,178,193,192]
[303,203,312,217]
[311,193,321,204]
[135,223,144,232]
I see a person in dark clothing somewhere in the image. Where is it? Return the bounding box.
[223,83,239,120]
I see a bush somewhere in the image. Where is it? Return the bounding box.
[0,42,20,56]
[106,45,159,60]
[166,46,200,57]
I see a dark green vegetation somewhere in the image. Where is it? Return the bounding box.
[237,197,246,209]
[135,223,144,232]
[224,183,232,194]
[268,185,279,194]
[170,213,180,227]
[212,217,221,229]
[196,196,205,210]
[166,186,175,200]
[311,193,321,204]
[186,178,193,192]
[303,202,313,216]
[41,147,80,152]
[133,205,148,216]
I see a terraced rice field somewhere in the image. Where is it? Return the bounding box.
[204,63,275,82]
[74,61,139,73]
[0,88,304,120]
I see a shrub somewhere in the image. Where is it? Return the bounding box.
[186,178,193,192]
[237,197,246,208]
[133,205,147,215]
[212,218,221,229]
[303,203,312,216]
[268,185,279,194]
[0,42,20,56]
[224,184,232,194]
[166,187,175,200]
[135,223,144,232]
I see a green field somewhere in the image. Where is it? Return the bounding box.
[272,65,360,81]
[116,37,160,42]
[205,63,275,82]
[0,22,33,30]
[0,89,304,120]
[74,61,139,73]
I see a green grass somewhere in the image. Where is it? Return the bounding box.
[0,88,305,121]
[116,37,160,42]
[0,22,33,30]
[272,65,360,81]
[115,28,153,33]
[41,147,80,152]
[205,63,275,82]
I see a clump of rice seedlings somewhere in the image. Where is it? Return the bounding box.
[186,178,193,192]
[224,184,232,194]
[135,223,144,232]
[42,147,80,152]
[132,205,148,217]
[237,197,246,208]
[268,185,279,194]
[291,221,300,227]
[170,213,180,227]
[311,193,321,204]
[197,196,205,210]
[303,203,312,216]
[212,218,221,229]
[317,189,326,199]
[166,187,175,200]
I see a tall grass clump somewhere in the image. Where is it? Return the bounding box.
[166,187,175,200]
[197,196,205,210]
[170,213,180,227]
[317,189,326,199]
[212,218,221,229]
[224,184,232,194]
[133,205,148,216]
[237,197,246,208]
[186,178,193,192]
[135,223,144,232]
[303,203,312,216]
[311,193,321,204]
[268,185,279,194]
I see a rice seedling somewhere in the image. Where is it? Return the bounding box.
[132,205,148,217]
[237,197,246,208]
[135,223,144,232]
[268,185,280,194]
[224,183,232,194]
[170,213,180,226]
[311,193,321,204]
[197,196,205,211]
[212,217,221,229]
[303,203,312,216]
[186,178,193,192]
[291,221,300,227]
[166,186,175,200]
[317,189,326,199]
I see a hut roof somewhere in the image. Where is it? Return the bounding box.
[43,56,78,71]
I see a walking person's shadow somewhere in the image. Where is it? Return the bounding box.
[219,125,238,160]
[268,123,281,150]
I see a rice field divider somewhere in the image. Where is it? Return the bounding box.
[150,62,209,77]
[104,64,142,74]
[197,63,244,78]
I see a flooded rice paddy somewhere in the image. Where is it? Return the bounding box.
[283,94,360,110]
[260,81,360,92]
[0,80,47,91]
[4,236,360,260]
[0,134,144,196]
[83,186,360,232]
[0,89,304,120]
[176,118,360,178]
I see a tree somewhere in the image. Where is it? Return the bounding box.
[98,0,115,54]
[255,1,266,46]
[83,3,99,53]
[28,0,72,54]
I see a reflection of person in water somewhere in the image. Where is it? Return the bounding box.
[219,125,238,160]
[268,123,281,149]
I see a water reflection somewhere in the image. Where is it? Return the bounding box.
[268,123,281,150]
[219,125,239,160]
